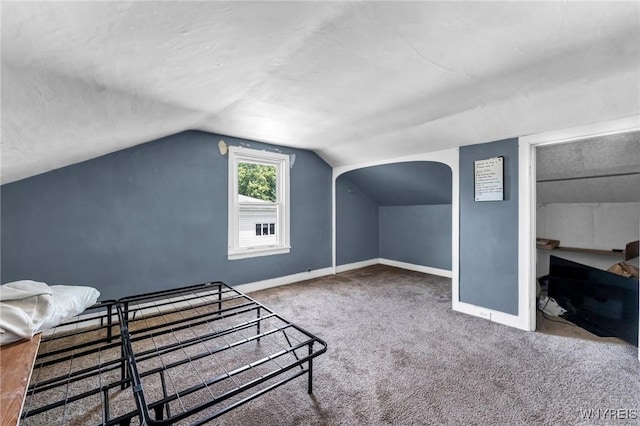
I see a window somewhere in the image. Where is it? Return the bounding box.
[255,223,275,236]
[228,146,290,259]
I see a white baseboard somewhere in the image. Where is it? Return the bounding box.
[237,258,452,295]
[335,258,380,274]
[452,300,528,330]
[379,258,452,278]
[334,258,453,278]
[235,267,334,294]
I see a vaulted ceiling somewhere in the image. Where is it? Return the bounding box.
[340,161,452,206]
[2,1,639,184]
[537,131,640,204]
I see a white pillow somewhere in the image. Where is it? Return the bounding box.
[36,285,100,333]
[0,281,54,345]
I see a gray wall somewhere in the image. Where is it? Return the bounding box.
[459,138,519,315]
[379,205,452,270]
[335,175,379,265]
[1,131,332,300]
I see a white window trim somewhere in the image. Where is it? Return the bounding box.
[228,146,290,260]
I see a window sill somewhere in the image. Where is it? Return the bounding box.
[228,246,291,260]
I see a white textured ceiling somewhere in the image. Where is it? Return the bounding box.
[2,1,640,184]
[537,132,640,203]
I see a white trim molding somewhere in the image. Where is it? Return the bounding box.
[335,259,380,274]
[519,115,640,342]
[334,258,453,278]
[235,267,334,294]
[516,139,536,331]
[379,258,452,278]
[453,300,523,329]
[228,146,291,260]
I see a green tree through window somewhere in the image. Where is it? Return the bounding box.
[238,162,277,202]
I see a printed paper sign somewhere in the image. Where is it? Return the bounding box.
[474,157,504,202]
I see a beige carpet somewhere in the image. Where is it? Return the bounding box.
[215,265,639,425]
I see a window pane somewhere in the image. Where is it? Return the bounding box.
[237,162,277,202]
[229,147,289,258]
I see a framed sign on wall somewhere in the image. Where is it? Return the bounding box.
[474,156,504,201]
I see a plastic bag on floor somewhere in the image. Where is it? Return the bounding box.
[538,295,567,317]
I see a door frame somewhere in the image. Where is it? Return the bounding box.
[518,115,640,359]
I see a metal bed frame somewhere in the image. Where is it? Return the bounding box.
[20,300,137,425]
[21,282,327,425]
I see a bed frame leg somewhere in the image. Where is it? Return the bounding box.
[158,370,172,419]
[107,304,113,342]
[103,386,110,421]
[307,343,314,394]
[154,405,165,421]
[256,307,261,342]
[120,346,128,390]
[217,283,222,313]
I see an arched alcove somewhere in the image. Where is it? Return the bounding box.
[335,161,453,272]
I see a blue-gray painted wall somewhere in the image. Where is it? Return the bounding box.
[379,205,452,270]
[1,131,332,300]
[459,138,519,315]
[335,175,379,265]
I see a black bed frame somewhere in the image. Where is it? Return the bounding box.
[21,282,327,425]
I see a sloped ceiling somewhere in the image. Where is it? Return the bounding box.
[537,132,640,203]
[2,1,639,184]
[340,161,452,206]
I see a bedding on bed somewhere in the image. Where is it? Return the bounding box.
[0,280,100,345]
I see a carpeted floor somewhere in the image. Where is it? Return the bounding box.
[23,265,640,425]
[215,265,639,426]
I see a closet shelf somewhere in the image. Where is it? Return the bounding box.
[553,246,625,257]
[536,238,639,259]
